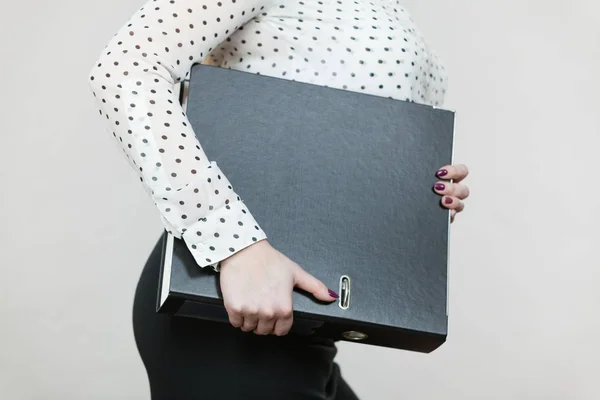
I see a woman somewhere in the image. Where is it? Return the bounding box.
[88,0,470,398]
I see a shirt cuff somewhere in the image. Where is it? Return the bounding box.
[181,199,267,270]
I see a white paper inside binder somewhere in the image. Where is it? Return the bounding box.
[159,233,175,308]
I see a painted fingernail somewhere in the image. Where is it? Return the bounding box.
[434,183,445,191]
[437,169,448,177]
[328,289,339,299]
[444,197,453,205]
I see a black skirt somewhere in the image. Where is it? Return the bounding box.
[132,237,360,400]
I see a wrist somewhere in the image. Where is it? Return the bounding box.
[220,238,270,267]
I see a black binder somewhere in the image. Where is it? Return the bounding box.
[157,64,455,353]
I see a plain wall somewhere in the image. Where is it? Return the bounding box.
[1,0,598,399]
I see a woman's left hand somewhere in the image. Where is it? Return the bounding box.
[433,164,470,223]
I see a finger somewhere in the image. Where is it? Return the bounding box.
[241,316,259,332]
[228,313,244,329]
[273,298,294,336]
[436,164,469,183]
[442,196,465,213]
[450,209,457,223]
[273,315,293,336]
[433,182,470,200]
[254,317,276,335]
[293,264,338,302]
[225,303,244,328]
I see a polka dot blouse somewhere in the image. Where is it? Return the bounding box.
[88,0,448,270]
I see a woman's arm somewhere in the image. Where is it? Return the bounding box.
[88,0,272,269]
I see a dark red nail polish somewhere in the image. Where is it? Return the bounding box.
[444,197,453,205]
[434,183,445,191]
[328,289,339,299]
[437,169,448,177]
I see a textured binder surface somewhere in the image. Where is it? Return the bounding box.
[161,64,455,351]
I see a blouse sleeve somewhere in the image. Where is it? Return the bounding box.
[88,0,273,269]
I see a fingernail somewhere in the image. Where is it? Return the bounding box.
[437,169,448,177]
[444,197,453,205]
[434,183,445,191]
[328,289,339,299]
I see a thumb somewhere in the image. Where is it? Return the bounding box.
[293,265,339,302]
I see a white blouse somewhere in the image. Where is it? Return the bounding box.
[88,0,448,270]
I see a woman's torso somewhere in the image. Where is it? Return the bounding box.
[206,0,447,106]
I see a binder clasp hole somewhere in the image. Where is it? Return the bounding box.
[339,275,351,310]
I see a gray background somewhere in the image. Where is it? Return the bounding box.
[1,0,598,399]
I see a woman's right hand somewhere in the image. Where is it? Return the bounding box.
[219,240,338,336]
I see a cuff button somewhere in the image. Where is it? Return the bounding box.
[192,243,205,252]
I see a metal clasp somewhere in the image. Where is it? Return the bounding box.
[339,275,351,310]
